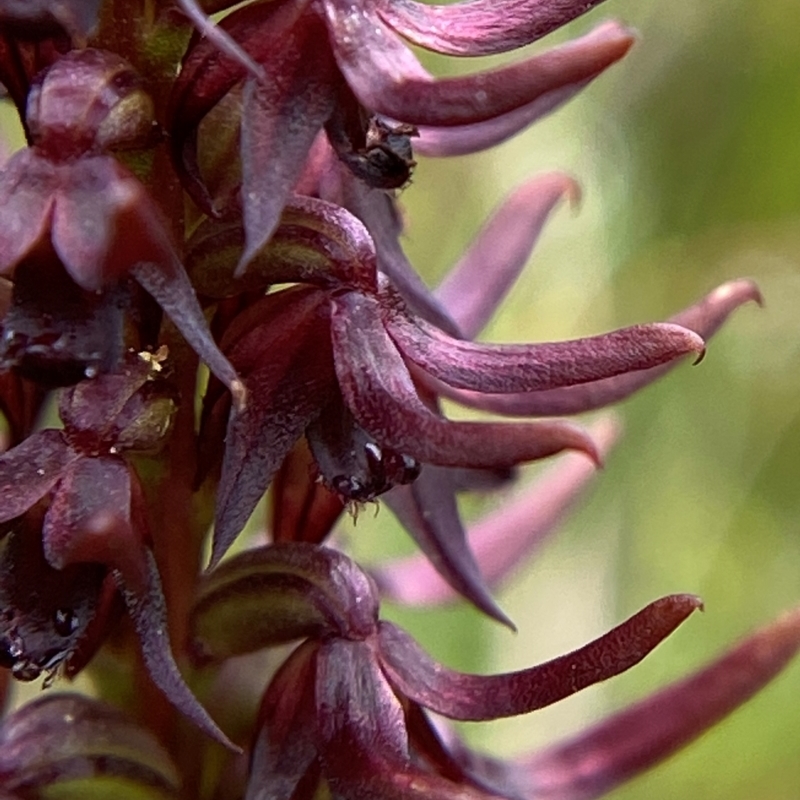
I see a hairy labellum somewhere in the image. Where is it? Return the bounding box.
[0,252,129,386]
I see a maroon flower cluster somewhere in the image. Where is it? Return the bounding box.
[0,1,795,798]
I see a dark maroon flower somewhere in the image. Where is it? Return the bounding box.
[0,48,243,400]
[170,0,634,271]
[189,196,703,566]
[0,352,235,749]
[189,543,706,800]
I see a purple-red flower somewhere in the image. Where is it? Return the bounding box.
[170,0,634,271]
[187,542,800,800]
[190,195,705,568]
[0,48,243,400]
[0,351,235,749]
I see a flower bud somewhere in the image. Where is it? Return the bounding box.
[27,49,156,160]
[59,350,178,456]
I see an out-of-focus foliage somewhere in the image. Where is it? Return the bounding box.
[347,0,800,798]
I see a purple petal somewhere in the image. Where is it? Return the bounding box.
[413,80,588,157]
[130,257,246,410]
[521,604,800,800]
[52,157,148,290]
[238,16,338,274]
[0,149,53,275]
[325,8,634,128]
[340,176,460,334]
[315,637,410,777]
[175,0,266,80]
[384,468,516,628]
[41,457,143,576]
[331,291,599,468]
[413,78,590,156]
[0,429,76,524]
[211,292,335,564]
[435,173,579,338]
[115,545,239,751]
[377,595,702,721]
[386,292,705,394]
[167,0,311,214]
[375,416,620,607]
[435,279,761,417]
[190,543,379,663]
[246,640,320,800]
[377,0,611,56]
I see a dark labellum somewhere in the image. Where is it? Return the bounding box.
[331,442,421,503]
[307,402,421,503]
[0,253,128,387]
[0,521,105,684]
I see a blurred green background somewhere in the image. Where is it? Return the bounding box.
[347,0,800,797]
[2,0,798,797]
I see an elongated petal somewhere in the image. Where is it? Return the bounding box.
[131,257,246,410]
[384,467,515,628]
[186,196,378,298]
[212,293,335,563]
[376,416,620,607]
[190,543,379,663]
[325,8,633,128]
[0,694,180,797]
[377,595,702,721]
[246,640,320,800]
[116,545,238,751]
[435,173,579,338]
[0,429,76,524]
[238,18,338,273]
[176,0,265,79]
[436,279,761,416]
[52,157,157,290]
[388,299,704,395]
[378,0,611,56]
[41,457,145,580]
[414,81,589,156]
[332,291,599,468]
[521,604,800,800]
